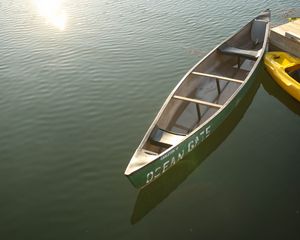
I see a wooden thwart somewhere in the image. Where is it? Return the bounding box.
[192,71,244,84]
[173,95,222,108]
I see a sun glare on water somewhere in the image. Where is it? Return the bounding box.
[32,0,67,30]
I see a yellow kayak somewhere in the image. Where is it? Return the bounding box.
[264,52,300,102]
[288,17,300,22]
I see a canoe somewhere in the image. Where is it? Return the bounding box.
[125,10,270,188]
[264,52,300,102]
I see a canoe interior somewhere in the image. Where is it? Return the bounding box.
[158,55,254,133]
[143,56,255,154]
[140,18,267,156]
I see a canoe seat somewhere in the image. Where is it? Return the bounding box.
[218,19,266,59]
[218,44,262,59]
[150,127,185,147]
[251,19,267,45]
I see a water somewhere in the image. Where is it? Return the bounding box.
[0,0,300,239]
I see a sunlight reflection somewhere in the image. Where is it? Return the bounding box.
[32,0,67,30]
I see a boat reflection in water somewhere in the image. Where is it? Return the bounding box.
[131,71,261,224]
[261,67,300,115]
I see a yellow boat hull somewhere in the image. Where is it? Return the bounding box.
[288,17,300,22]
[264,52,300,102]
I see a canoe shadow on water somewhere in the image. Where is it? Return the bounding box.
[130,68,262,225]
[261,67,300,115]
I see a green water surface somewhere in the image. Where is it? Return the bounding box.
[0,1,299,239]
